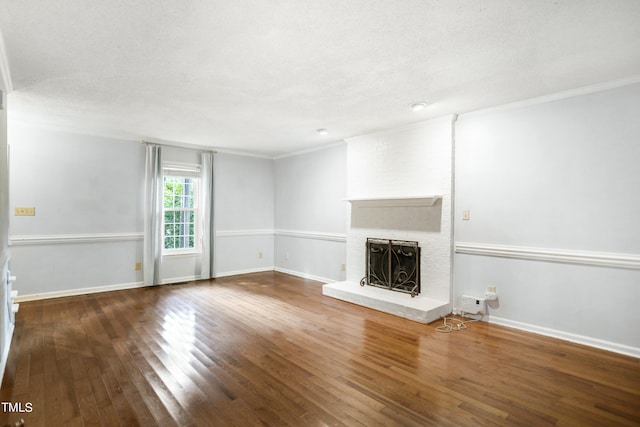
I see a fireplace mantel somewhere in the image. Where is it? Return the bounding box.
[345,195,441,208]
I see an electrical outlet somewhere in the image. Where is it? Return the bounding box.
[14,207,36,216]
[341,263,346,272]
[258,252,263,259]
[135,262,142,271]
[462,209,470,220]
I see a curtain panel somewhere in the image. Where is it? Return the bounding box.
[143,144,163,286]
[200,151,215,279]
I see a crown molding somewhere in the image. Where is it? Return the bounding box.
[459,75,640,120]
[212,147,274,160]
[9,111,144,143]
[273,140,346,160]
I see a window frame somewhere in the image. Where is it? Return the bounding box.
[162,162,201,256]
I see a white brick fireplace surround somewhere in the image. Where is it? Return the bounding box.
[323,117,453,323]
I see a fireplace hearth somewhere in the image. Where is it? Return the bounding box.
[361,238,420,297]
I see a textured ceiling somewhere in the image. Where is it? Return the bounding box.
[1,0,640,156]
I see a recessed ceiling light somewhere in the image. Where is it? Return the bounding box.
[316,128,328,135]
[409,102,428,112]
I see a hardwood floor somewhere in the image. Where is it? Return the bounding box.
[1,271,639,426]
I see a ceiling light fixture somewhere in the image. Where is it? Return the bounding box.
[409,102,428,112]
[316,128,328,135]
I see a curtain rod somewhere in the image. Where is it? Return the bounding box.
[141,140,217,153]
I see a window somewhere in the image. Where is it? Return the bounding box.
[163,164,200,253]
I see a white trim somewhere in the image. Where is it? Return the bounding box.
[215,229,275,237]
[487,315,640,359]
[163,161,201,177]
[162,251,200,259]
[455,242,640,270]
[0,252,12,388]
[0,251,9,272]
[273,140,346,160]
[142,138,216,153]
[15,281,148,302]
[214,266,338,284]
[159,276,201,285]
[273,267,334,284]
[8,115,219,154]
[0,323,14,389]
[459,75,640,120]
[9,232,144,246]
[275,229,347,243]
[214,266,274,278]
[213,147,274,160]
[214,229,347,243]
[10,112,144,144]
[0,24,13,93]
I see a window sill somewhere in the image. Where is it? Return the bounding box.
[162,251,201,258]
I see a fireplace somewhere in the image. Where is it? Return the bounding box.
[361,238,420,297]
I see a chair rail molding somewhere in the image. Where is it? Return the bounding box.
[215,229,274,237]
[455,242,640,270]
[9,232,144,246]
[275,229,347,243]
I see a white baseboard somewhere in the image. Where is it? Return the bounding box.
[214,267,275,278]
[215,265,336,284]
[273,267,335,284]
[204,265,337,285]
[15,281,148,302]
[488,315,640,359]
[160,276,201,285]
[13,266,333,302]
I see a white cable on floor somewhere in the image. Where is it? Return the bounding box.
[435,316,478,333]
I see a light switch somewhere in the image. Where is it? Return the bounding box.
[14,207,36,216]
[462,209,470,220]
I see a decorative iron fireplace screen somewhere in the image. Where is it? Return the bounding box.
[361,238,420,297]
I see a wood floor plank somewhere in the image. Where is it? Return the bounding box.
[1,271,639,426]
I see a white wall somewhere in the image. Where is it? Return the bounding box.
[454,83,640,356]
[346,117,453,302]
[8,122,146,297]
[274,143,347,282]
[7,126,281,293]
[0,89,13,383]
[0,91,7,258]
[214,152,275,276]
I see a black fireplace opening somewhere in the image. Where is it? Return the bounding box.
[361,238,420,297]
